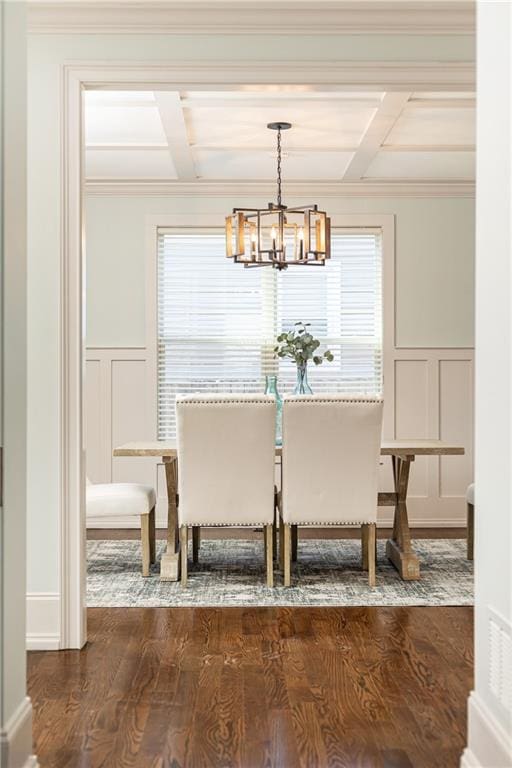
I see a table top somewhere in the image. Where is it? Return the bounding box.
[113,439,465,458]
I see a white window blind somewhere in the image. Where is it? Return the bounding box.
[157,230,382,439]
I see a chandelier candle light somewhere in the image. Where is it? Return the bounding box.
[225,122,331,270]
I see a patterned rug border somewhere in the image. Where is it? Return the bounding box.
[87,538,474,608]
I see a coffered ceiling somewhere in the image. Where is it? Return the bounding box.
[84,89,475,188]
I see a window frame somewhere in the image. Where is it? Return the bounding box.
[145,213,395,444]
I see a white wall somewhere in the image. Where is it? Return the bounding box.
[0,2,34,766]
[462,3,512,766]
[27,25,475,645]
[85,193,475,349]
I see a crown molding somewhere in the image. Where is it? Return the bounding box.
[85,179,475,198]
[28,1,475,36]
[65,60,475,90]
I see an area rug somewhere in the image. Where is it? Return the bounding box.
[87,538,473,607]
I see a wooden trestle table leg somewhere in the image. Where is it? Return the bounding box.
[385,454,421,580]
[160,456,180,581]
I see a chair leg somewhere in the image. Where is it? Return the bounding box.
[291,525,298,563]
[361,524,369,570]
[192,526,200,564]
[141,514,151,577]
[180,525,188,586]
[367,523,376,587]
[149,506,156,564]
[279,512,284,572]
[467,502,474,560]
[265,525,274,587]
[273,501,278,561]
[283,523,292,588]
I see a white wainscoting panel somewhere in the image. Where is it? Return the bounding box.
[85,346,474,528]
[85,348,166,527]
[394,358,430,499]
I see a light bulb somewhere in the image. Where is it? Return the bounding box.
[271,226,277,252]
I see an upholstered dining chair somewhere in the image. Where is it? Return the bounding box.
[176,394,277,587]
[86,480,157,576]
[466,483,474,560]
[279,395,384,587]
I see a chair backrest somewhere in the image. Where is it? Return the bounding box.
[176,394,276,526]
[282,395,383,525]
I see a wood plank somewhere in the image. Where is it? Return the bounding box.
[28,606,473,768]
[114,439,465,457]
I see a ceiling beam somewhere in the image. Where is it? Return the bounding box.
[406,98,476,109]
[381,144,475,152]
[342,92,411,181]
[86,143,169,150]
[85,142,476,154]
[179,95,383,109]
[154,92,196,181]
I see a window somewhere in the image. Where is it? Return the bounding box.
[157,229,382,439]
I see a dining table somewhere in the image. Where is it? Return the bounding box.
[113,440,465,582]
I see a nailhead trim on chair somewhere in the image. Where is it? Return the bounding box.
[180,521,370,526]
[284,397,382,405]
[282,520,375,525]
[179,522,274,527]
[177,400,275,407]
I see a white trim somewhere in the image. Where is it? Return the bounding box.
[60,66,87,650]
[0,698,37,768]
[26,635,62,653]
[26,593,61,651]
[85,180,476,199]
[70,60,476,89]
[27,1,475,36]
[62,60,475,649]
[460,749,479,768]
[463,692,512,768]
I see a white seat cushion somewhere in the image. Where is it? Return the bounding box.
[86,483,156,519]
[466,483,475,505]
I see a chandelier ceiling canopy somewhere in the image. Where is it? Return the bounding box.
[225,122,331,270]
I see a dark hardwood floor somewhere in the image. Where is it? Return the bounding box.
[28,606,473,768]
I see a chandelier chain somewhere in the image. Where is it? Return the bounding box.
[277,127,282,207]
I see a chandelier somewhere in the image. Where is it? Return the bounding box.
[225,122,331,270]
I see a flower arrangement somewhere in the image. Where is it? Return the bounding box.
[274,322,333,394]
[274,321,334,367]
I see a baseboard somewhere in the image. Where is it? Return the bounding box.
[463,691,512,767]
[0,697,38,768]
[461,747,479,767]
[26,634,61,652]
[26,593,61,651]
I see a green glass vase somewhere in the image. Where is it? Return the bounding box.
[264,375,283,446]
[294,363,313,395]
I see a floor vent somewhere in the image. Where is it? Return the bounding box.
[489,607,512,712]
